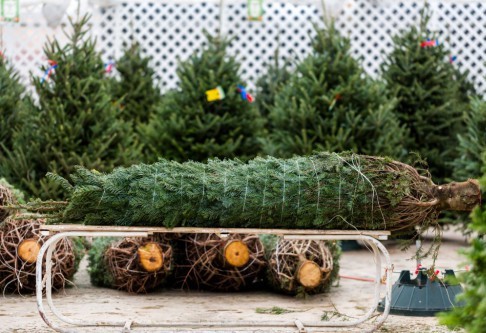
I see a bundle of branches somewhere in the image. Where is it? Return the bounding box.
[0,178,23,223]
[34,152,480,234]
[0,217,78,293]
[175,233,266,291]
[260,235,340,295]
[88,235,173,293]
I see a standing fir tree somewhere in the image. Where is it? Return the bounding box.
[453,97,486,180]
[438,162,486,332]
[139,33,263,163]
[381,6,475,182]
[255,50,291,120]
[262,21,406,159]
[0,15,139,200]
[0,56,31,151]
[109,42,161,124]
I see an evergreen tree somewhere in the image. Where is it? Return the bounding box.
[262,22,406,159]
[0,15,139,200]
[139,33,263,163]
[255,51,291,119]
[0,56,30,151]
[109,42,161,124]
[381,7,475,182]
[453,97,486,180]
[438,163,486,332]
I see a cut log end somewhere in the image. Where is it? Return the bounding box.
[224,240,250,267]
[433,179,482,211]
[137,242,164,272]
[18,239,41,264]
[297,260,322,288]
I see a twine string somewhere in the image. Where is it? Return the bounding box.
[310,158,321,218]
[152,170,158,206]
[259,161,268,226]
[295,158,301,213]
[280,161,286,224]
[242,171,249,213]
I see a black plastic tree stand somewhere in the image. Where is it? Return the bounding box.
[377,268,464,316]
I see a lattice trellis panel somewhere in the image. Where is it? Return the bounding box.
[1,0,485,93]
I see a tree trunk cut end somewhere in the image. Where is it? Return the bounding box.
[137,242,164,272]
[433,179,481,211]
[224,240,250,267]
[17,238,41,264]
[297,260,322,288]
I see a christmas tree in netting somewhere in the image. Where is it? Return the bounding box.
[453,97,486,180]
[380,6,475,182]
[438,162,486,332]
[0,15,139,200]
[175,233,266,291]
[262,21,406,160]
[0,55,31,151]
[140,32,263,163]
[30,152,480,237]
[109,42,161,125]
[88,236,173,293]
[260,235,340,296]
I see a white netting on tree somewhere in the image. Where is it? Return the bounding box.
[1,0,484,92]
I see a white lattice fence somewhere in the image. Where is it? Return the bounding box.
[1,0,485,92]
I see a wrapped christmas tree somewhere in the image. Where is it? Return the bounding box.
[262,21,406,160]
[175,233,266,291]
[260,235,340,295]
[31,152,480,233]
[139,32,263,163]
[0,15,139,200]
[0,217,80,293]
[109,42,161,125]
[381,5,476,182]
[88,236,173,293]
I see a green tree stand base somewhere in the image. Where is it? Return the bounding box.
[377,269,464,316]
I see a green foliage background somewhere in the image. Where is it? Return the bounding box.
[140,33,263,163]
[0,15,139,200]
[262,22,406,160]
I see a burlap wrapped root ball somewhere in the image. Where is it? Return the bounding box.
[175,233,266,291]
[88,235,173,293]
[0,217,79,293]
[261,235,341,296]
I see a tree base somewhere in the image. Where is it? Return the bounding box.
[266,238,338,295]
[103,236,173,293]
[176,233,266,291]
[0,217,76,294]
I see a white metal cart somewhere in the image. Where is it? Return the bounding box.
[36,225,392,333]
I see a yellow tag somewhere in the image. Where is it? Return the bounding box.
[206,86,225,102]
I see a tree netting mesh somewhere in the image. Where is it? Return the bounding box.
[32,152,480,233]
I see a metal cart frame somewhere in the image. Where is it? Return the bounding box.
[36,225,392,333]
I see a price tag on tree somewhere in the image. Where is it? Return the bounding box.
[1,0,20,22]
[248,0,263,21]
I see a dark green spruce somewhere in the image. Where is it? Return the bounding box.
[262,21,406,160]
[381,5,476,182]
[140,32,263,163]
